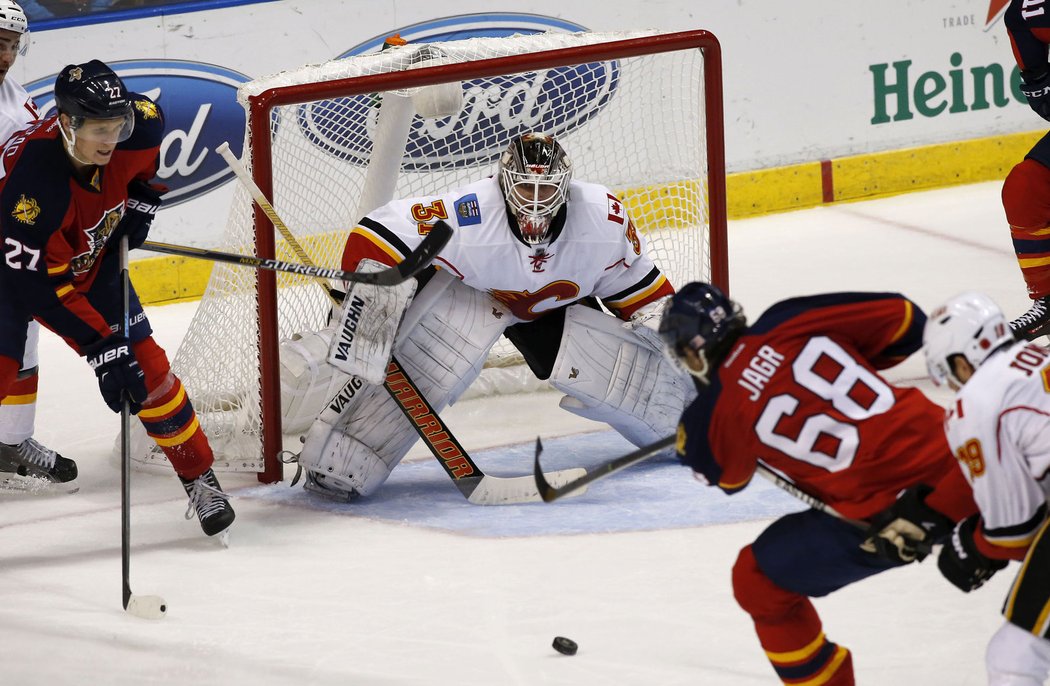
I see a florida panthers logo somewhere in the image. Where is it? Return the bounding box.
[71,202,124,274]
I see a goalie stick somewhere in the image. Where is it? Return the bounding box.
[217,142,582,504]
[118,236,166,620]
[141,226,450,287]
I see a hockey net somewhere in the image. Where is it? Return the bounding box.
[131,29,727,481]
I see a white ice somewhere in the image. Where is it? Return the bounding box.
[0,181,1032,685]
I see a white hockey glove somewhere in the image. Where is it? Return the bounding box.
[326,259,416,385]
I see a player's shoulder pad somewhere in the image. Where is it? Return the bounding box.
[121,94,165,151]
[750,291,916,335]
[567,179,632,232]
[1,130,72,232]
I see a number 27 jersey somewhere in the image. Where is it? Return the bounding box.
[677,292,960,520]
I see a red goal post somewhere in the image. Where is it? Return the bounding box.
[150,29,727,483]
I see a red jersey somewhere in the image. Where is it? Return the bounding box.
[676,292,963,520]
[0,95,163,350]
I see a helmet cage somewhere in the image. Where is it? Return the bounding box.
[499,133,571,245]
[923,292,1014,388]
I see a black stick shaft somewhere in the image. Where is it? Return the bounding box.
[533,434,676,502]
[141,220,451,287]
[119,236,132,610]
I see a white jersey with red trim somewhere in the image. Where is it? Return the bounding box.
[345,176,673,322]
[0,78,37,146]
[945,340,1050,551]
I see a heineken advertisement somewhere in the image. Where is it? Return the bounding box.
[871,54,1025,123]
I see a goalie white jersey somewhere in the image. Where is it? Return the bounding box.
[944,340,1050,551]
[343,176,674,321]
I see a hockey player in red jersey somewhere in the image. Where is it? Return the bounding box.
[659,283,977,686]
[997,0,1050,339]
[0,60,234,536]
[924,292,1050,685]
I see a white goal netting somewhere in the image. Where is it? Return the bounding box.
[129,29,724,477]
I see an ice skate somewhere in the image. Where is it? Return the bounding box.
[0,438,78,494]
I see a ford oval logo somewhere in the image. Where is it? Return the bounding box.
[297,13,620,171]
[26,60,249,206]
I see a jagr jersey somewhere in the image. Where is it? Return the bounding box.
[677,292,962,520]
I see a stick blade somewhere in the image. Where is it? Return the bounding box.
[124,594,167,620]
[466,468,587,505]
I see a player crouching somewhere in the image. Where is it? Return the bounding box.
[0,60,233,534]
[282,132,697,501]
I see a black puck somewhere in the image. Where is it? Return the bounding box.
[552,636,578,655]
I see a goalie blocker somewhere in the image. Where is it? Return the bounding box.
[281,271,694,500]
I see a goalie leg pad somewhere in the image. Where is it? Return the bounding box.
[549,304,696,448]
[299,271,510,498]
[279,326,352,435]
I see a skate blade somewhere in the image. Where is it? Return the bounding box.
[0,474,79,495]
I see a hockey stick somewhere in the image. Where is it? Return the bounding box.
[217,142,581,504]
[752,463,867,530]
[141,225,450,287]
[533,434,674,502]
[119,236,167,620]
[534,433,867,532]
[384,360,585,504]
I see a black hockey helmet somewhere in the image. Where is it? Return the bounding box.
[658,282,746,383]
[54,60,135,148]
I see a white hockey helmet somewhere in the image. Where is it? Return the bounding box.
[923,291,1014,387]
[0,1,28,56]
[498,132,571,246]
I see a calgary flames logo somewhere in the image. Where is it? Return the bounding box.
[490,280,580,320]
[11,194,40,225]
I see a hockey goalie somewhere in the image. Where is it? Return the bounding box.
[283,132,697,500]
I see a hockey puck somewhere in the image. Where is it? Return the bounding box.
[552,636,578,655]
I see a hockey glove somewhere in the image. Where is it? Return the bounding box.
[937,515,1008,593]
[860,485,953,563]
[115,180,163,250]
[1021,67,1050,122]
[85,335,148,414]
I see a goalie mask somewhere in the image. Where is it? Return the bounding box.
[0,1,28,57]
[55,60,135,159]
[923,291,1014,388]
[499,132,571,246]
[658,282,746,384]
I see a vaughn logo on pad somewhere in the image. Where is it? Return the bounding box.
[296,13,621,170]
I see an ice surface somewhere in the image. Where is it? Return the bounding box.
[0,181,1024,685]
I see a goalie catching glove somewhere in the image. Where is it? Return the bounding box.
[859,484,953,563]
[326,259,416,385]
